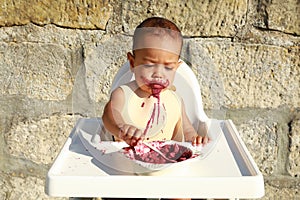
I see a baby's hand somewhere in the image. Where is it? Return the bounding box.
[119,124,144,146]
[191,135,209,146]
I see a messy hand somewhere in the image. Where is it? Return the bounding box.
[119,124,144,146]
[191,135,209,146]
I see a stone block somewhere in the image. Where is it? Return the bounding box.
[288,119,300,177]
[0,173,67,200]
[0,23,104,47]
[81,35,131,104]
[0,174,7,199]
[267,0,300,35]
[249,0,300,35]
[0,0,112,30]
[5,115,78,165]
[234,24,300,47]
[262,176,300,200]
[236,117,278,175]
[226,108,292,175]
[120,0,247,37]
[0,42,73,101]
[187,39,299,109]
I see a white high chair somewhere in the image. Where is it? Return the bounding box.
[45,61,264,199]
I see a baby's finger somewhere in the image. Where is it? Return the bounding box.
[133,129,144,139]
[118,125,129,139]
[191,136,199,146]
[196,136,203,145]
[122,126,135,139]
[130,129,143,146]
[197,136,203,145]
[192,135,208,146]
[202,135,209,145]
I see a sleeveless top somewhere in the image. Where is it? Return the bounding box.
[119,84,184,142]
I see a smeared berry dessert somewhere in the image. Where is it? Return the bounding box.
[123,141,198,164]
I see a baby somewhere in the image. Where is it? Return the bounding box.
[102,17,208,147]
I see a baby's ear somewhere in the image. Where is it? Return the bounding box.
[127,52,135,70]
[177,59,183,67]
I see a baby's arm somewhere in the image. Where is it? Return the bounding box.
[180,100,209,145]
[102,88,125,134]
[102,87,144,146]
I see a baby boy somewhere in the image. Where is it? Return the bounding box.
[102,17,208,147]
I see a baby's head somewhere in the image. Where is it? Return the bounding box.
[127,17,183,96]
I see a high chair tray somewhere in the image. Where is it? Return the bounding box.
[45,118,264,199]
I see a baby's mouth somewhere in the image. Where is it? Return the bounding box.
[144,79,169,97]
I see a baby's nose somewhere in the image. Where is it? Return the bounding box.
[153,65,165,77]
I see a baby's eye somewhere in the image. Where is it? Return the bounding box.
[142,63,155,68]
[165,65,175,70]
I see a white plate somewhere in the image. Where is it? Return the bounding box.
[78,125,221,174]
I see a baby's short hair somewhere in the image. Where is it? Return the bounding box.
[132,17,183,55]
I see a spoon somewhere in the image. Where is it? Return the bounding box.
[142,142,177,163]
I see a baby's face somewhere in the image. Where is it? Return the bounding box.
[128,47,181,95]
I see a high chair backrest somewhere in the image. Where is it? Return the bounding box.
[110,61,209,128]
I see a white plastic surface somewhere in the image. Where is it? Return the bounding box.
[45,118,264,199]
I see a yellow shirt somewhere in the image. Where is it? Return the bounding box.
[119,84,183,141]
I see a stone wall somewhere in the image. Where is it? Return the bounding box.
[0,0,299,199]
